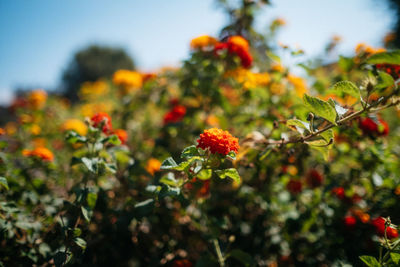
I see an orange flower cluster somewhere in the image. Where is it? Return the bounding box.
[196,128,239,155]
[61,119,88,136]
[113,129,128,144]
[190,35,218,50]
[214,35,253,68]
[28,89,47,109]
[91,112,113,134]
[163,105,186,125]
[23,147,54,162]
[145,158,161,175]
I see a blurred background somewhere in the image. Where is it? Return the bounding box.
[0,0,398,104]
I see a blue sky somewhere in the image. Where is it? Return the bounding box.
[0,0,394,104]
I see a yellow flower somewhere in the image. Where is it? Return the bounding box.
[5,122,18,136]
[145,158,161,176]
[79,80,109,100]
[287,74,308,97]
[206,115,219,127]
[271,64,285,73]
[80,102,112,117]
[269,82,286,95]
[32,138,47,148]
[28,89,47,109]
[30,124,41,135]
[62,119,88,136]
[225,68,270,89]
[112,70,143,94]
[190,35,217,50]
[272,18,286,26]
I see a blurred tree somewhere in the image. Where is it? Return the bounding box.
[62,45,135,101]
[386,0,400,48]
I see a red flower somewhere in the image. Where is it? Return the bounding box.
[213,36,253,68]
[344,215,357,228]
[163,105,186,125]
[332,187,345,200]
[306,169,323,188]
[359,117,389,136]
[197,128,239,156]
[286,179,302,194]
[91,112,112,134]
[372,217,399,239]
[113,129,128,144]
[376,63,400,80]
[172,259,193,267]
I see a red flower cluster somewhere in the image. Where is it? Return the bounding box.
[197,128,239,155]
[91,112,113,134]
[332,187,345,200]
[371,217,399,239]
[214,35,253,68]
[344,215,357,228]
[172,259,193,267]
[306,169,323,188]
[286,179,302,194]
[376,63,400,80]
[359,117,389,137]
[163,105,186,125]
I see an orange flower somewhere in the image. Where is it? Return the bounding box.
[163,105,186,125]
[197,128,239,155]
[287,74,308,97]
[0,128,5,135]
[23,147,54,162]
[146,158,161,175]
[28,89,47,109]
[91,112,112,134]
[227,36,249,51]
[113,129,128,144]
[190,35,217,50]
[172,259,193,267]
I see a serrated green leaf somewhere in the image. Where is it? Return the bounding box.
[330,81,360,99]
[86,191,97,209]
[215,168,240,183]
[73,228,82,237]
[159,174,179,187]
[0,177,9,190]
[303,94,337,124]
[181,145,200,158]
[197,169,212,180]
[160,157,178,170]
[286,119,310,134]
[391,253,400,265]
[174,157,202,171]
[102,134,121,145]
[359,255,381,267]
[367,50,400,65]
[320,129,334,143]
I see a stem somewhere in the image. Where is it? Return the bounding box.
[212,238,225,267]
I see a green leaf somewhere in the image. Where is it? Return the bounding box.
[227,151,236,160]
[215,168,240,183]
[54,251,67,267]
[390,253,400,265]
[160,157,178,170]
[74,237,87,250]
[81,206,93,222]
[197,169,212,180]
[102,134,121,145]
[330,81,360,99]
[158,185,181,198]
[0,177,9,190]
[181,145,200,158]
[338,56,354,72]
[159,173,179,187]
[73,228,82,237]
[303,94,337,124]
[86,191,98,209]
[320,129,334,143]
[359,255,381,267]
[286,119,309,130]
[229,249,255,267]
[375,71,395,91]
[174,157,202,171]
[367,50,400,65]
[65,131,87,144]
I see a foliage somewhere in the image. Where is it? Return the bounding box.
[1,2,400,267]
